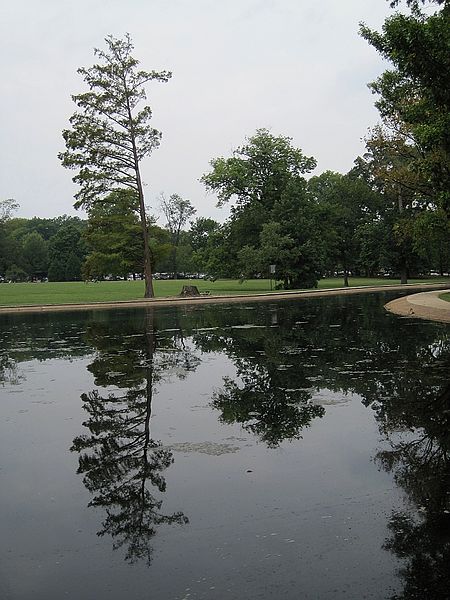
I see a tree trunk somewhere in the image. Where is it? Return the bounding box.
[343,269,349,287]
[180,285,200,297]
[398,189,407,285]
[124,86,154,298]
[141,218,154,298]
[136,169,153,297]
[172,247,177,280]
[400,264,408,285]
[439,248,444,276]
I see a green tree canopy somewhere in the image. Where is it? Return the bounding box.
[159,193,196,278]
[22,232,48,278]
[48,225,86,281]
[360,1,450,214]
[201,128,316,211]
[308,171,383,285]
[83,189,143,280]
[201,130,321,287]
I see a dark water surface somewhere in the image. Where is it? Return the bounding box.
[0,293,449,600]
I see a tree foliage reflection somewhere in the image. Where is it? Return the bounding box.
[192,296,450,596]
[71,309,198,564]
[375,381,450,600]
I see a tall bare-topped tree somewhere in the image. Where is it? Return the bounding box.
[59,34,171,297]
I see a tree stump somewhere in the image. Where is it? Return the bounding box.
[180,285,200,297]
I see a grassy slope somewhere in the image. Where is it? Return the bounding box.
[440,292,450,302]
[0,277,449,307]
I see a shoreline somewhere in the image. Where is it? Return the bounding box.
[1,282,449,316]
[384,289,450,324]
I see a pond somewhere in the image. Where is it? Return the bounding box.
[0,292,449,600]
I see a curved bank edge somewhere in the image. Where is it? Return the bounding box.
[385,289,450,324]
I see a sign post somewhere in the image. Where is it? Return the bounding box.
[269,264,276,291]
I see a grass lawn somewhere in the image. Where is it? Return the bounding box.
[0,276,449,307]
[440,292,450,302]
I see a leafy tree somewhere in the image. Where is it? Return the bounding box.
[4,215,85,245]
[65,252,83,281]
[83,189,144,280]
[160,193,196,278]
[412,209,450,274]
[21,232,48,278]
[201,130,320,286]
[355,220,392,276]
[202,128,316,210]
[47,257,67,282]
[148,223,172,274]
[308,171,382,286]
[59,34,171,297]
[5,265,27,282]
[238,221,321,289]
[189,217,220,251]
[48,225,86,281]
[187,217,221,275]
[0,199,19,276]
[360,2,450,215]
[172,239,195,275]
[353,128,431,282]
[194,223,234,278]
[390,0,446,6]
[0,199,19,222]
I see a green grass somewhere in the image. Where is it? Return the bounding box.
[0,277,448,307]
[440,292,450,302]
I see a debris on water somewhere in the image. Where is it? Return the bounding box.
[169,441,240,455]
[228,324,267,330]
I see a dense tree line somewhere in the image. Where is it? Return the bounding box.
[1,1,448,287]
[0,207,88,282]
[1,143,448,284]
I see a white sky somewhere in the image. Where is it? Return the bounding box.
[0,0,394,223]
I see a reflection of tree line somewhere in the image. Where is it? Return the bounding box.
[0,311,92,385]
[1,295,449,589]
[191,297,450,599]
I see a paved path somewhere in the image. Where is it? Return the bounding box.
[385,289,450,324]
[0,282,449,315]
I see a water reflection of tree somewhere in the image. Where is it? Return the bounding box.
[213,376,324,448]
[195,304,329,447]
[374,382,450,600]
[193,295,412,446]
[191,297,450,596]
[194,297,450,452]
[71,309,198,564]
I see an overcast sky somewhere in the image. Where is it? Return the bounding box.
[0,0,395,223]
